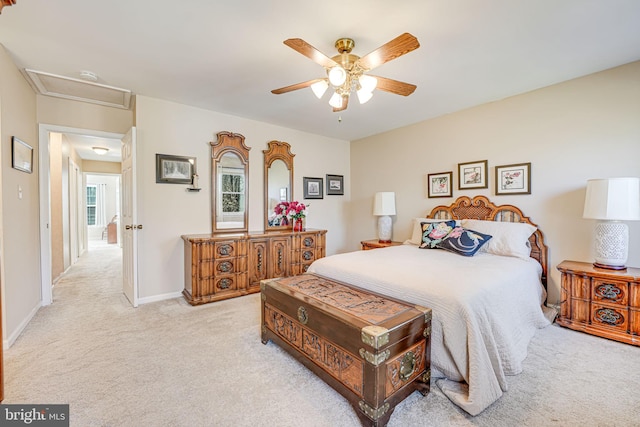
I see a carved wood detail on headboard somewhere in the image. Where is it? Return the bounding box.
[427,196,548,288]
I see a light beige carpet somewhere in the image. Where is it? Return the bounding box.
[4,243,640,426]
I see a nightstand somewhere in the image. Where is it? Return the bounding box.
[360,239,403,250]
[556,260,640,346]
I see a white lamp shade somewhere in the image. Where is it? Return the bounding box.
[373,192,396,216]
[359,75,378,92]
[310,80,328,99]
[328,92,343,109]
[583,177,640,220]
[357,88,373,104]
[328,66,347,86]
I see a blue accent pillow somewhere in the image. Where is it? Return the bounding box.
[435,227,493,256]
[419,220,456,249]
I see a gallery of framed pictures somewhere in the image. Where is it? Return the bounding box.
[426,161,531,198]
[303,177,323,199]
[156,153,196,184]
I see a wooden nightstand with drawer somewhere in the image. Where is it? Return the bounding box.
[556,260,640,346]
[360,239,403,250]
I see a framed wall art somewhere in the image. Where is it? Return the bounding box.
[326,174,344,195]
[495,162,531,195]
[156,153,196,184]
[458,160,488,190]
[426,171,453,198]
[303,177,323,199]
[12,136,33,174]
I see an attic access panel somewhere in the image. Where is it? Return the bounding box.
[24,69,132,109]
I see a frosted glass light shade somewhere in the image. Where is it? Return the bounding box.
[328,66,347,86]
[357,88,373,104]
[328,92,343,109]
[359,75,378,92]
[583,177,640,220]
[310,80,328,99]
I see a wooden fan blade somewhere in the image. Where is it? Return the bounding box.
[283,38,338,68]
[271,78,324,94]
[332,95,349,112]
[356,33,420,71]
[370,75,417,96]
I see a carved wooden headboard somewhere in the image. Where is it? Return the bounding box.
[427,195,548,288]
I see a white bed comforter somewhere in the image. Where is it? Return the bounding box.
[307,244,550,415]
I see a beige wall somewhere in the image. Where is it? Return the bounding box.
[0,45,39,343]
[350,61,640,306]
[83,160,121,174]
[134,96,351,300]
[37,96,132,135]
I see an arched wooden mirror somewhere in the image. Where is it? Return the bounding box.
[211,131,250,232]
[264,141,295,231]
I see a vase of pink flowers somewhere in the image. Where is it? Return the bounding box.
[272,200,308,231]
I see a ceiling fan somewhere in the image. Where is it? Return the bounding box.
[271,33,420,112]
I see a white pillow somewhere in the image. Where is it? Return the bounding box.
[460,219,536,259]
[404,217,460,246]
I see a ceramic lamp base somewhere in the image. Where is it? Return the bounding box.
[593,221,628,270]
[377,215,392,243]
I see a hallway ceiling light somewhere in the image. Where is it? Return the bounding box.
[92,147,109,155]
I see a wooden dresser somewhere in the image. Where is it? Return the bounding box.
[557,260,640,346]
[182,229,326,305]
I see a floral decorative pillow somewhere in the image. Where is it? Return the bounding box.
[419,220,456,249]
[435,227,493,256]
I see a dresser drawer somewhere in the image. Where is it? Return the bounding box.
[592,279,628,305]
[199,257,247,278]
[591,303,628,331]
[298,248,317,263]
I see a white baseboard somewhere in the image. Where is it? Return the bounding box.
[138,291,183,305]
[4,302,41,350]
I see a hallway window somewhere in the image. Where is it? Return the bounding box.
[87,184,97,225]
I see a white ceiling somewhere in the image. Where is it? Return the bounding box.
[1,0,639,142]
[63,134,122,163]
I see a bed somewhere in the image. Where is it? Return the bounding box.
[307,196,553,416]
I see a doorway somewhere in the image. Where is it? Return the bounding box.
[39,124,124,305]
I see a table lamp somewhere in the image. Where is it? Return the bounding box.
[373,192,396,243]
[583,177,640,270]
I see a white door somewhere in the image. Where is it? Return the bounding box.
[121,127,139,307]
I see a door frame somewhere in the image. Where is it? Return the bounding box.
[38,124,124,306]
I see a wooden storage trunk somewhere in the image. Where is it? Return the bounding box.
[261,274,431,426]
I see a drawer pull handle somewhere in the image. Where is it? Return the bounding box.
[218,244,232,256]
[303,250,313,261]
[595,308,624,326]
[218,278,231,290]
[595,284,622,301]
[303,237,313,247]
[297,306,309,325]
[399,351,416,381]
[218,261,233,273]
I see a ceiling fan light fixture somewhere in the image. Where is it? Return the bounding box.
[92,146,109,155]
[310,80,329,99]
[328,66,347,86]
[328,92,343,109]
